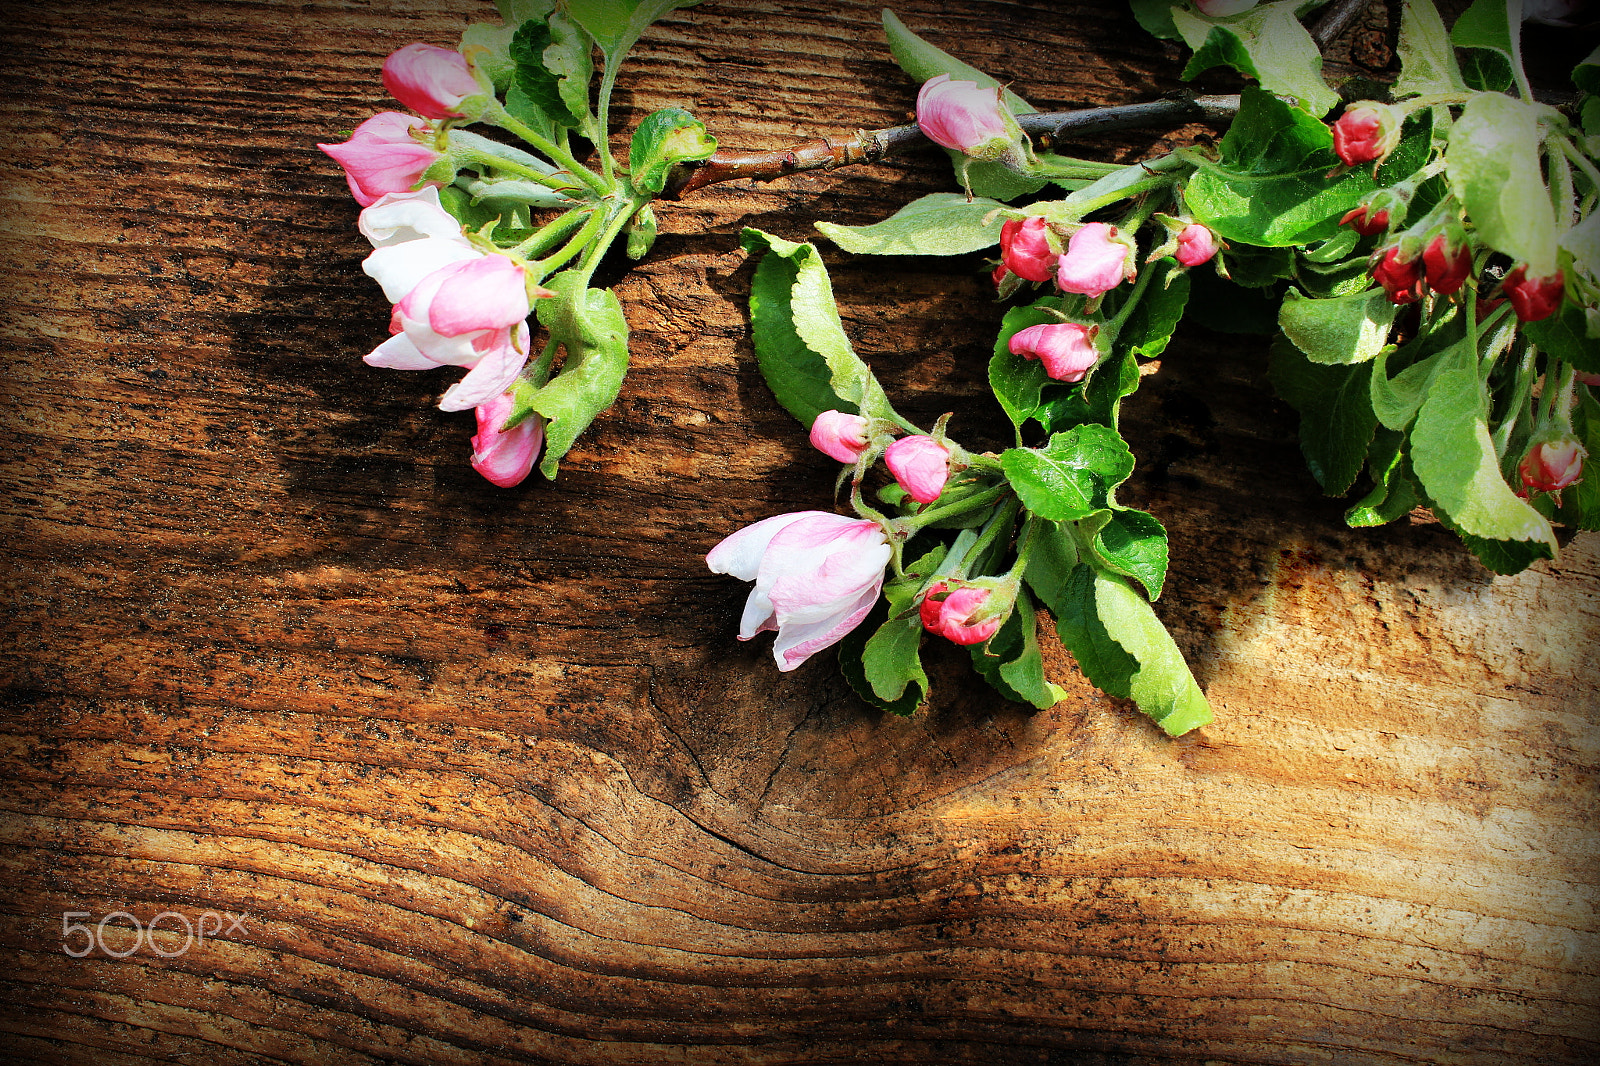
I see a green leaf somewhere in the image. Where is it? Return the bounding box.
[970,590,1066,710]
[1575,45,1600,93]
[1094,567,1213,735]
[462,22,519,93]
[741,230,900,426]
[1393,0,1467,98]
[1172,0,1340,116]
[510,19,584,131]
[1036,351,1140,435]
[1279,287,1399,365]
[1409,339,1558,551]
[862,545,944,705]
[1458,48,1514,93]
[563,0,699,62]
[545,13,596,130]
[1447,92,1558,276]
[1001,424,1136,522]
[1187,89,1430,247]
[1049,564,1137,700]
[1369,327,1455,431]
[1451,0,1522,86]
[1345,429,1422,526]
[1023,518,1080,607]
[1219,243,1296,288]
[838,597,924,715]
[990,303,1058,430]
[742,228,852,426]
[1116,262,1190,359]
[519,271,630,479]
[1267,337,1379,495]
[816,193,1008,256]
[628,107,717,194]
[1524,301,1600,375]
[1092,508,1169,600]
[1130,0,1182,39]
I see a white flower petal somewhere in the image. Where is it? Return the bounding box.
[705,511,822,581]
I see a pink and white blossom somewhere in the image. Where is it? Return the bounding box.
[916,75,1018,160]
[470,390,544,487]
[1056,223,1130,298]
[1519,433,1587,494]
[884,435,951,504]
[809,410,872,463]
[1175,223,1219,267]
[319,112,442,207]
[706,511,892,672]
[1008,322,1099,382]
[919,582,1003,646]
[382,43,482,120]
[359,188,480,303]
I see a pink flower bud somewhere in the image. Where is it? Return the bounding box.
[1371,245,1424,305]
[1331,103,1401,167]
[1421,232,1471,296]
[919,582,1003,646]
[916,74,1018,160]
[1340,203,1391,236]
[1056,223,1130,298]
[1577,371,1600,387]
[884,435,951,504]
[319,112,442,207]
[707,511,892,671]
[470,391,543,488]
[382,43,482,120]
[809,410,871,463]
[999,216,1055,283]
[1175,223,1219,267]
[1519,433,1587,493]
[1196,0,1260,14]
[1503,266,1565,323]
[1008,322,1099,383]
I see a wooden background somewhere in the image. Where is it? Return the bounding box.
[2,1,1597,1062]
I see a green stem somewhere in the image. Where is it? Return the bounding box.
[1557,136,1600,199]
[480,100,612,197]
[529,207,606,280]
[897,482,1009,534]
[1055,153,1192,221]
[510,206,591,258]
[568,195,646,290]
[525,333,562,390]
[458,149,575,190]
[959,496,1021,573]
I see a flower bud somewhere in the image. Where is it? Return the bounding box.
[884,435,951,504]
[1340,203,1390,237]
[999,216,1055,283]
[1503,266,1566,323]
[919,582,1004,646]
[319,112,443,207]
[1331,102,1401,167]
[1056,222,1130,298]
[1519,432,1587,494]
[383,43,482,120]
[1371,245,1425,305]
[809,410,872,464]
[1175,223,1219,267]
[916,74,1020,161]
[470,391,543,488]
[1008,322,1099,383]
[1420,229,1472,296]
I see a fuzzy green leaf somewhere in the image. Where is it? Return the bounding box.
[1091,508,1169,601]
[1393,0,1467,98]
[1172,1,1340,116]
[1279,287,1399,365]
[969,590,1066,710]
[1117,262,1190,359]
[816,193,1009,256]
[1001,424,1136,522]
[510,19,584,131]
[1447,92,1558,276]
[1267,337,1378,495]
[1093,567,1213,736]
[1524,301,1600,375]
[520,271,630,479]
[629,107,717,194]
[564,0,699,62]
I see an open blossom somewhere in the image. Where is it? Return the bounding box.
[706,511,892,672]
[1175,224,1219,267]
[885,435,951,504]
[383,43,482,120]
[809,410,872,463]
[1331,102,1401,167]
[319,112,442,207]
[1519,433,1587,494]
[999,216,1055,283]
[1009,322,1098,382]
[919,582,1003,646]
[470,391,543,488]
[1056,223,1130,298]
[1503,266,1565,323]
[359,187,480,302]
[916,75,1018,160]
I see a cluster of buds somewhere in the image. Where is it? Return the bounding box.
[809,411,959,505]
[1363,198,1476,306]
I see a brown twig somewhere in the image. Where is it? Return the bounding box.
[662,94,1241,199]
[1309,0,1372,50]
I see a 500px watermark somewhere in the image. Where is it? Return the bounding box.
[61,911,248,958]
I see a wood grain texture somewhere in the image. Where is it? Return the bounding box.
[1,1,1597,1063]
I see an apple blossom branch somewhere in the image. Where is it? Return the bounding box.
[661,93,1243,199]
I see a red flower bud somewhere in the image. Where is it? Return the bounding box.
[1503,266,1565,323]
[1175,223,1219,267]
[1371,246,1425,305]
[1519,433,1587,494]
[1340,204,1390,237]
[1421,233,1472,296]
[1331,103,1401,167]
[919,582,1003,646]
[999,216,1055,283]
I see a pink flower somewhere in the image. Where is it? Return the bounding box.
[809,410,872,463]
[1331,103,1400,167]
[359,188,479,303]
[319,112,442,207]
[382,43,482,120]
[1421,231,1471,296]
[885,435,951,504]
[999,216,1055,283]
[471,391,544,488]
[1056,223,1130,298]
[916,74,1018,160]
[1503,266,1565,323]
[706,511,892,672]
[1371,245,1424,305]
[1196,0,1260,14]
[1009,322,1098,382]
[1519,433,1587,493]
[1175,223,1219,267]
[919,582,1003,646]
